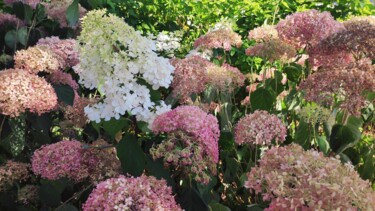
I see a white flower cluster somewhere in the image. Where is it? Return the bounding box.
[74,9,173,126]
[148,31,182,57]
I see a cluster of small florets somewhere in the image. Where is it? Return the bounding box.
[17,185,39,205]
[0,69,58,117]
[82,175,182,211]
[37,36,79,67]
[0,161,30,192]
[299,59,375,116]
[47,71,79,91]
[152,106,219,183]
[62,96,93,128]
[81,139,122,182]
[170,56,213,102]
[206,63,245,92]
[43,0,86,28]
[14,46,62,74]
[150,130,217,184]
[150,31,182,57]
[0,13,24,27]
[245,39,296,62]
[276,9,344,49]
[245,144,375,210]
[248,24,279,42]
[31,140,89,181]
[299,103,331,125]
[3,0,40,9]
[194,25,242,51]
[75,9,173,126]
[234,110,287,146]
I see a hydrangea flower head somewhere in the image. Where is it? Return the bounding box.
[43,0,86,28]
[3,0,40,9]
[0,13,24,27]
[248,24,279,42]
[276,9,344,49]
[234,110,287,146]
[245,144,375,210]
[152,106,220,162]
[170,56,213,102]
[245,39,296,62]
[0,161,30,192]
[14,46,62,74]
[0,69,58,117]
[31,140,89,181]
[82,175,182,211]
[37,36,79,67]
[194,23,242,51]
[299,103,331,125]
[206,63,245,92]
[75,9,174,125]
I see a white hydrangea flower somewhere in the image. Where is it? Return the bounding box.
[75,9,174,127]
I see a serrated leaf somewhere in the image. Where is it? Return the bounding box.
[116,134,146,176]
[66,0,79,27]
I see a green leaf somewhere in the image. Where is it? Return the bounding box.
[66,0,79,27]
[247,204,264,211]
[295,121,310,149]
[5,30,17,49]
[0,116,26,156]
[53,84,75,106]
[35,4,46,22]
[250,88,275,111]
[136,121,152,133]
[145,157,172,186]
[360,152,374,180]
[330,124,361,153]
[102,117,130,139]
[283,63,302,83]
[116,134,146,176]
[209,202,230,211]
[17,27,28,46]
[180,187,209,211]
[12,2,33,24]
[39,184,62,206]
[317,136,330,155]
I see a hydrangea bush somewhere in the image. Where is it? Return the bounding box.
[0,2,374,211]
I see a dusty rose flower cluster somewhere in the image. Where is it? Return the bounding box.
[276,9,344,49]
[0,161,30,192]
[14,46,62,74]
[17,185,39,205]
[0,13,24,27]
[207,63,245,92]
[194,28,242,51]
[37,36,79,67]
[150,130,217,184]
[31,140,89,181]
[82,175,182,211]
[81,139,122,182]
[3,0,40,9]
[245,39,296,62]
[245,144,375,210]
[170,56,213,102]
[47,70,79,91]
[0,69,58,117]
[234,110,287,146]
[32,139,121,182]
[43,0,86,29]
[309,16,375,69]
[299,59,375,116]
[248,24,279,42]
[62,96,93,128]
[152,106,220,162]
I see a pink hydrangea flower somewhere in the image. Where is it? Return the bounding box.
[43,0,86,29]
[37,36,79,67]
[248,24,278,42]
[194,28,242,51]
[234,110,287,146]
[31,140,89,181]
[0,69,58,117]
[245,144,375,210]
[48,71,79,91]
[245,39,296,62]
[276,9,344,49]
[0,13,24,27]
[152,106,220,163]
[82,175,182,211]
[170,56,213,102]
[0,161,30,192]
[207,63,245,92]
